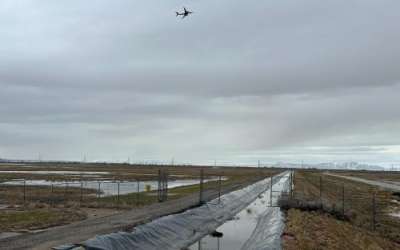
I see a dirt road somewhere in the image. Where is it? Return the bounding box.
[0,180,254,250]
[325,173,400,192]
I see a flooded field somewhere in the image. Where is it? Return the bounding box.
[0,170,109,178]
[0,177,225,196]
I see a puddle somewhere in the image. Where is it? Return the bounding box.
[0,163,27,166]
[384,181,400,187]
[0,178,225,197]
[0,170,110,176]
[389,212,400,218]
[189,175,289,250]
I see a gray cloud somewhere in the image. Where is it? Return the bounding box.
[1,0,400,165]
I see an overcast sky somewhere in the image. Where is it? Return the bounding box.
[1,0,400,166]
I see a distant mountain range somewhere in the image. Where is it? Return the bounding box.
[274,161,385,171]
[0,157,390,171]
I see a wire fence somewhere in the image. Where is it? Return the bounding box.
[283,171,400,242]
[0,169,228,210]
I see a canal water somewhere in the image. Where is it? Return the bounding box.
[189,174,289,250]
[57,172,290,250]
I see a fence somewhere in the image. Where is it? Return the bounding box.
[0,169,227,210]
[285,171,400,242]
[269,171,293,207]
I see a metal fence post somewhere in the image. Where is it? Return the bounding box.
[199,169,204,204]
[319,176,322,206]
[165,171,168,201]
[218,175,222,204]
[372,192,376,231]
[80,182,84,206]
[290,172,293,199]
[136,180,140,206]
[117,181,120,208]
[342,183,345,219]
[23,179,26,207]
[158,169,168,202]
[270,176,273,207]
[97,182,101,198]
[64,182,68,205]
[158,169,161,202]
[51,183,54,207]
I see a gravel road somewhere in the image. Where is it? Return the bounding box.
[0,180,256,250]
[325,173,400,192]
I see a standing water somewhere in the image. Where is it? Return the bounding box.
[0,178,225,196]
[189,174,289,250]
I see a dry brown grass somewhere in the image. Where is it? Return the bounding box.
[283,209,400,250]
[0,208,86,232]
[286,170,400,246]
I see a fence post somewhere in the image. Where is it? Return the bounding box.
[23,179,26,207]
[165,170,168,201]
[97,181,101,198]
[158,169,161,202]
[218,174,222,204]
[51,183,54,207]
[199,169,204,204]
[270,176,273,207]
[290,172,293,199]
[136,180,140,206]
[372,192,376,231]
[292,171,295,185]
[158,169,168,202]
[342,183,345,219]
[64,182,68,205]
[117,181,120,208]
[319,176,322,204]
[80,182,84,206]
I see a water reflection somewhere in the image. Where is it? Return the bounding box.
[189,176,288,250]
[194,235,221,250]
[0,178,224,197]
